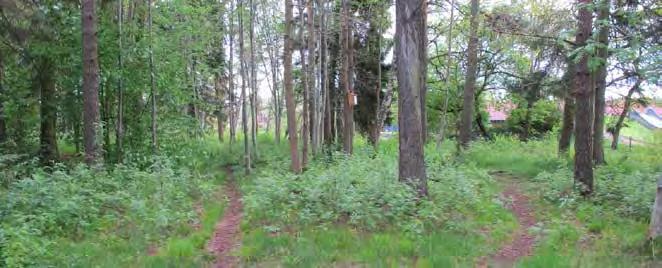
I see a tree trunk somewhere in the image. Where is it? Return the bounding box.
[148,0,158,153]
[559,96,575,154]
[648,176,662,240]
[341,0,354,154]
[249,0,258,160]
[611,80,640,150]
[320,0,330,147]
[116,0,124,162]
[419,0,428,143]
[216,76,225,142]
[593,0,610,165]
[573,0,594,197]
[37,60,58,164]
[228,1,237,144]
[307,0,318,155]
[299,0,310,166]
[458,0,480,149]
[559,60,576,154]
[267,48,282,144]
[396,0,427,197]
[284,0,302,173]
[82,0,102,164]
[0,52,6,144]
[436,0,455,147]
[239,0,251,174]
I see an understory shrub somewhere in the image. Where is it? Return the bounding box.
[0,157,215,267]
[242,143,497,235]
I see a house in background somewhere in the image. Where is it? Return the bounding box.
[605,100,662,130]
[487,102,515,127]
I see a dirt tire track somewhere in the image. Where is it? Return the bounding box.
[206,167,243,268]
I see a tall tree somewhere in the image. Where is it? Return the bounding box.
[558,60,575,154]
[82,0,102,164]
[437,0,455,147]
[299,0,310,165]
[0,51,6,144]
[239,0,251,173]
[116,0,125,162]
[573,0,594,196]
[284,0,302,173]
[592,0,610,165]
[249,0,258,159]
[458,0,480,149]
[396,0,427,197]
[148,0,157,153]
[307,0,318,155]
[228,0,237,144]
[37,59,58,164]
[340,0,354,154]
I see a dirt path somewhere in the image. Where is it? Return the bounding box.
[206,167,243,268]
[479,172,538,267]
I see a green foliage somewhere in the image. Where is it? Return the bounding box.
[0,139,221,267]
[506,99,561,138]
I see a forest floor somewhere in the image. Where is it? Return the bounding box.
[207,167,243,268]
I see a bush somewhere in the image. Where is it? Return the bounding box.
[0,157,215,267]
[242,141,497,235]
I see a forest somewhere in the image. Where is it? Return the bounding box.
[0,0,661,266]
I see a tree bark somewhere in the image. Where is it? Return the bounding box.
[396,0,427,197]
[284,0,302,173]
[611,80,640,150]
[148,0,158,153]
[298,0,310,165]
[116,0,124,162]
[0,52,6,144]
[341,0,354,154]
[558,59,576,154]
[436,0,455,147]
[458,0,480,149]
[418,0,428,143]
[216,75,225,142]
[82,0,102,164]
[228,1,237,144]
[573,0,594,197]
[37,60,58,164]
[593,0,610,165]
[307,0,318,155]
[239,0,251,174]
[559,96,575,154]
[249,0,258,160]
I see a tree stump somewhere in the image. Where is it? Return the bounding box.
[649,176,662,239]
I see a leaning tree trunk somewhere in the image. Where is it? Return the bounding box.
[82,0,102,164]
[573,0,594,197]
[593,0,610,165]
[458,0,480,149]
[284,0,302,173]
[396,0,427,197]
[611,80,640,150]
